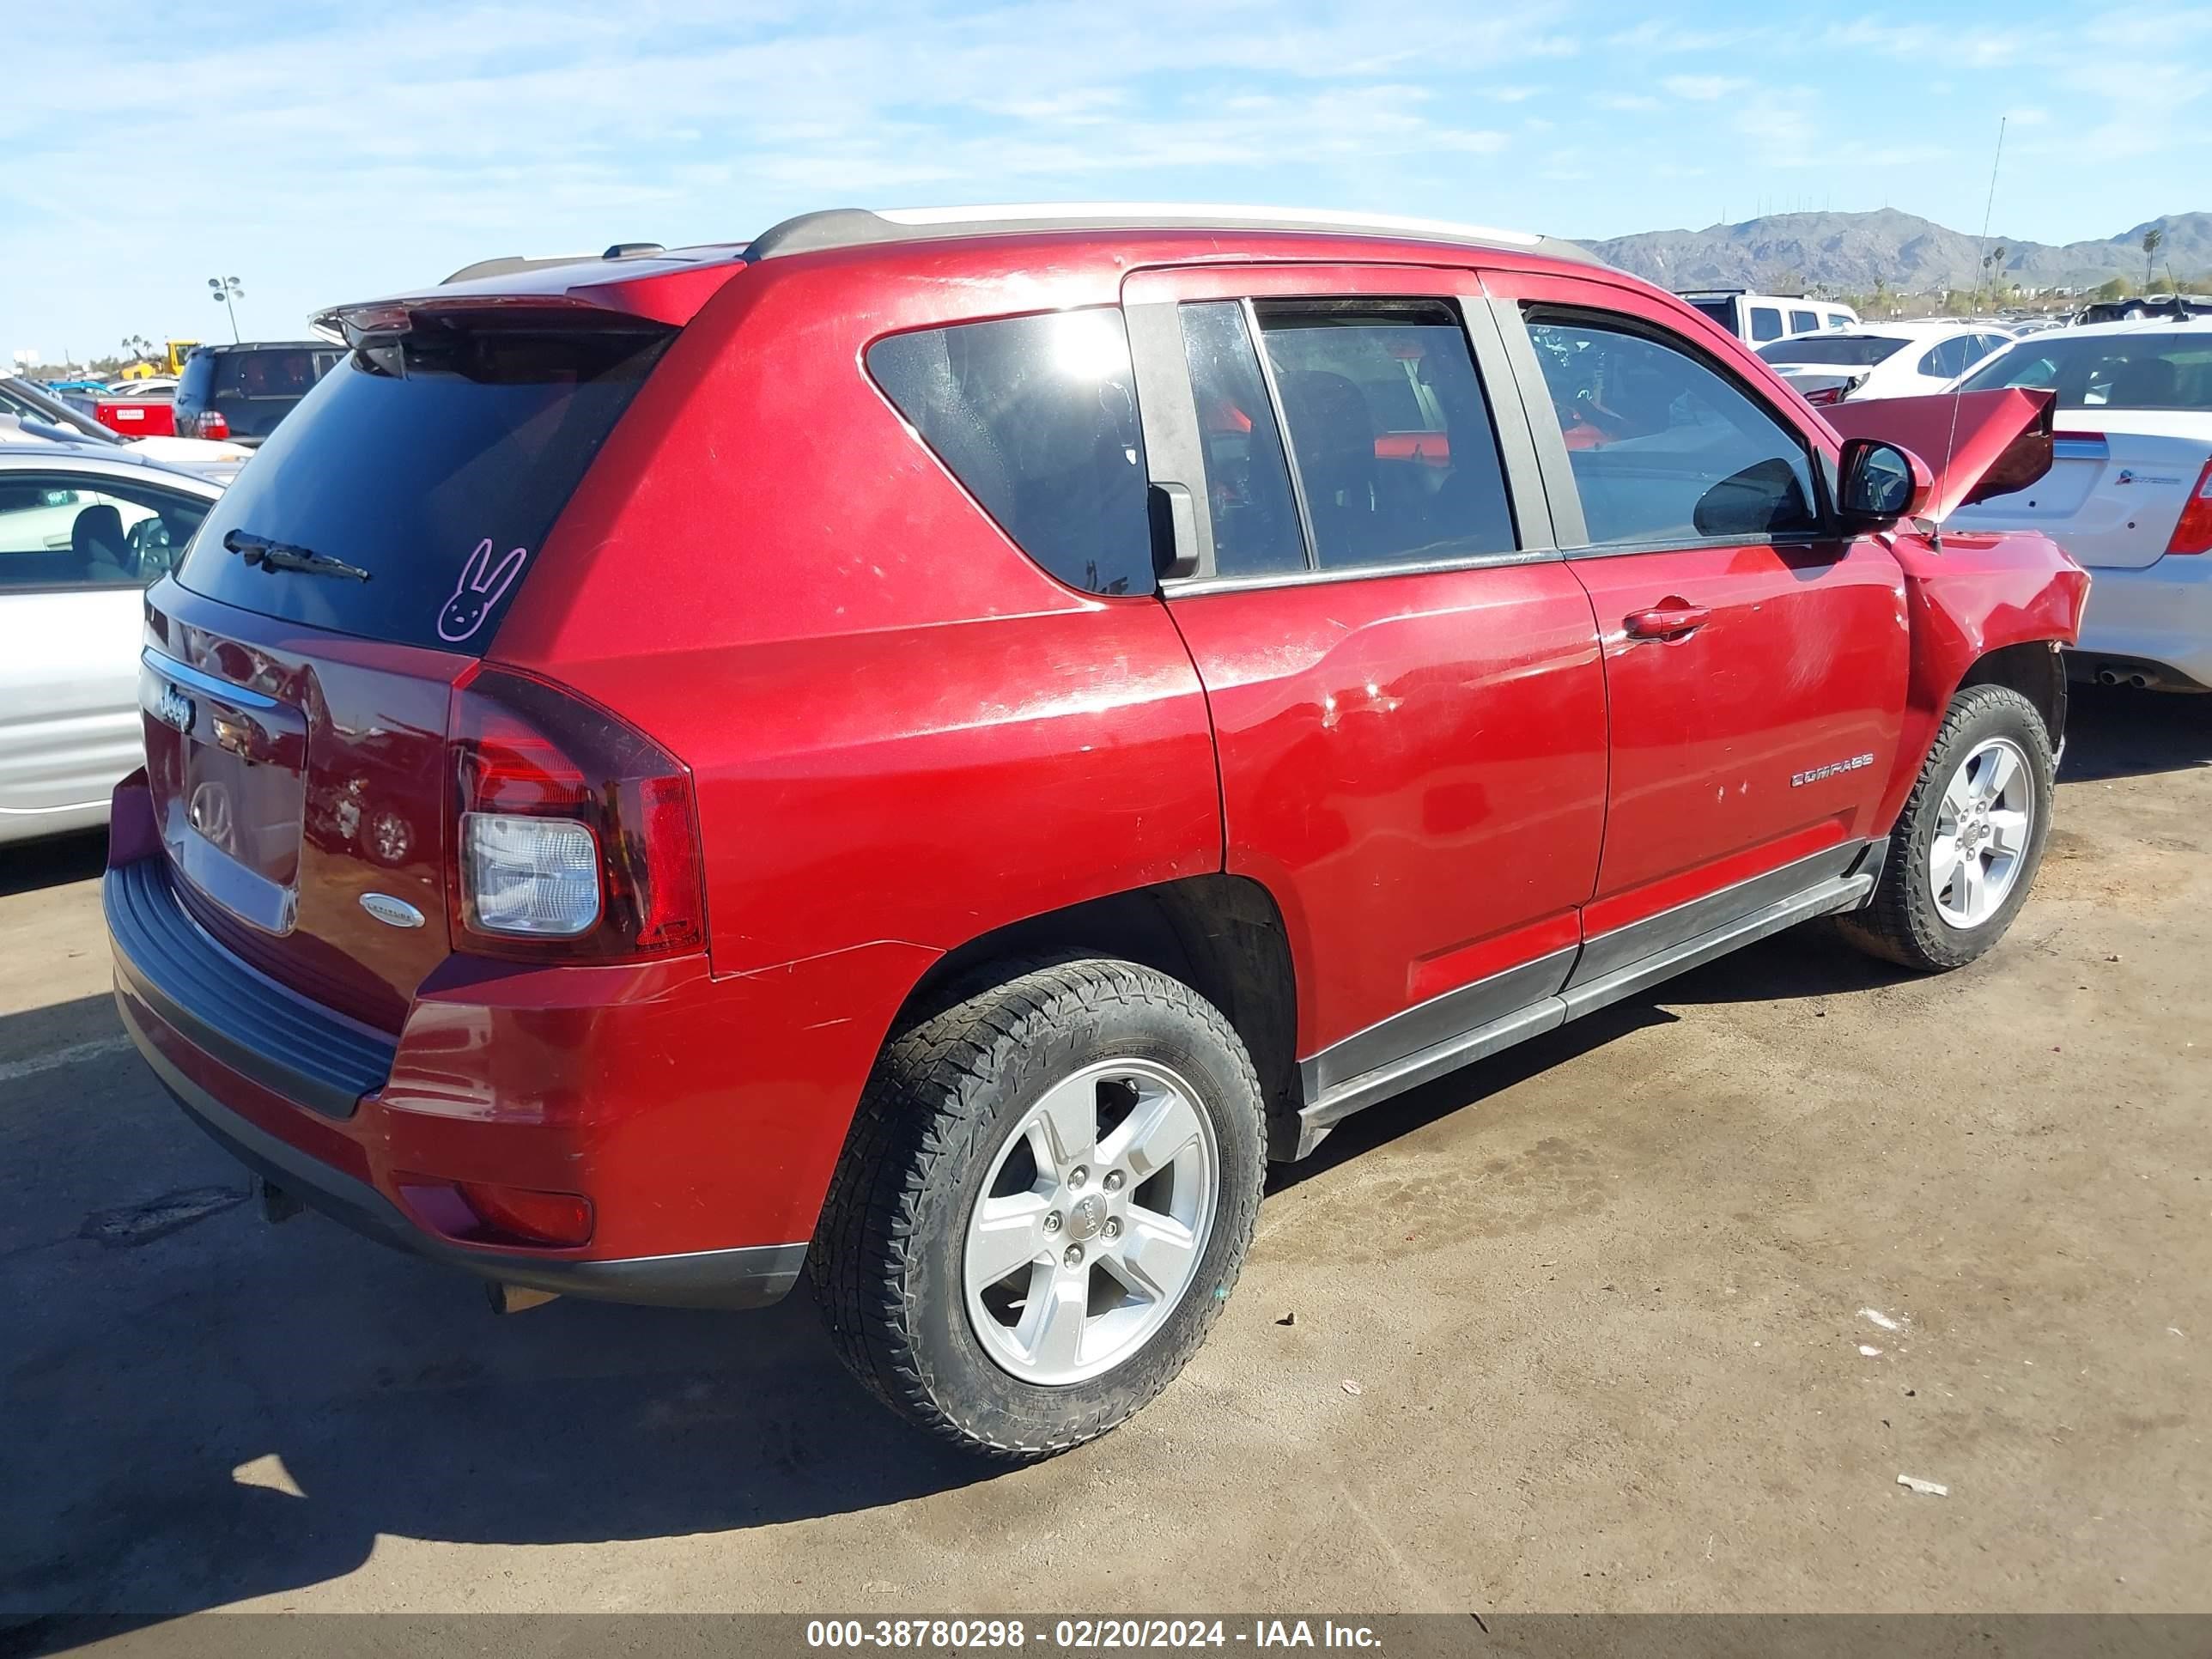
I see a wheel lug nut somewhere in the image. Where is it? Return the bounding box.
[1043,1211,1062,1235]
[1103,1170,1125,1193]
[1069,1165,1090,1188]
[1063,1244,1085,1267]
[1103,1218,1121,1240]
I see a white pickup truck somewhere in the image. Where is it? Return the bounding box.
[1678,288,1858,346]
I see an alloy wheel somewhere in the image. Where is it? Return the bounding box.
[963,1059,1218,1386]
[1930,735,2033,928]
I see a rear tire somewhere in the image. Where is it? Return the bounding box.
[1838,684,2055,971]
[810,958,1266,1461]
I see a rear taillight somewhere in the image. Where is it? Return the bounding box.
[446,665,706,962]
[195,410,229,441]
[2164,457,2212,556]
[1803,385,1845,406]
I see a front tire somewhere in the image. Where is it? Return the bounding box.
[1838,684,2055,971]
[810,959,1266,1461]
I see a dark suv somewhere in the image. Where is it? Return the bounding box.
[108,205,2084,1459]
[173,341,344,445]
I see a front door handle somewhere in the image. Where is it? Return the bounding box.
[1624,601,1712,641]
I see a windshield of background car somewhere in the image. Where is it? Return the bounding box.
[1756,336,1905,368]
[174,313,673,650]
[1960,333,2212,409]
[1686,298,1735,329]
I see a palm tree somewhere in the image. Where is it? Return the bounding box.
[2143,227,2165,291]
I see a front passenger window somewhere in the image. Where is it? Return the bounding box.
[1522,313,1820,545]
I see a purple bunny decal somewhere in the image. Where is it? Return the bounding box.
[438,538,528,643]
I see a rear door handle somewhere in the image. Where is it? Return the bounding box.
[1624,602,1712,641]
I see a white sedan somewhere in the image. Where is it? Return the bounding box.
[0,443,224,845]
[1946,317,2212,692]
[1757,322,2014,405]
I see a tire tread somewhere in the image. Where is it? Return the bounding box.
[809,957,1264,1462]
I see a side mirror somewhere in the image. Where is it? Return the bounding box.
[1838,437,1933,527]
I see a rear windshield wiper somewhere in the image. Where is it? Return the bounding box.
[223,529,371,581]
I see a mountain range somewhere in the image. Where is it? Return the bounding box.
[1579,209,2212,295]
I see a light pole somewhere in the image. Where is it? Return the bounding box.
[208,276,245,343]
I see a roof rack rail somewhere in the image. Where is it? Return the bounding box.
[744,204,1597,265]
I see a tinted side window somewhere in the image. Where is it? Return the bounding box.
[868,309,1152,596]
[1176,302,1304,577]
[0,475,209,591]
[1523,313,1820,545]
[1749,307,1784,343]
[1253,300,1516,569]
[1790,309,1819,334]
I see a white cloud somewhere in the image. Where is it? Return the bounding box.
[1604,19,1771,54]
[1661,74,1747,101]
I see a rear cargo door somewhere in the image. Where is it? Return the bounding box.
[148,308,675,1030]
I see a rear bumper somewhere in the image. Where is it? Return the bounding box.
[120,991,805,1308]
[106,850,808,1310]
[2072,556,2212,690]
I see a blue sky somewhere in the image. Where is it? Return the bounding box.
[4,1,2209,360]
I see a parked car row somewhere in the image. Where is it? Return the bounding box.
[1756,321,2014,405]
[43,342,343,447]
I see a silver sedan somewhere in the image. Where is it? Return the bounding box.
[0,439,226,845]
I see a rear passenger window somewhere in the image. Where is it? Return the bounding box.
[1177,302,1305,577]
[867,308,1152,596]
[1251,300,1516,569]
[1749,307,1784,343]
[1917,337,1969,379]
[1790,309,1819,334]
[1523,313,1820,545]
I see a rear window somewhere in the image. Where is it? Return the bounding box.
[175,315,672,650]
[184,346,344,440]
[1789,309,1819,334]
[866,308,1153,596]
[1960,333,2212,410]
[1757,336,1905,367]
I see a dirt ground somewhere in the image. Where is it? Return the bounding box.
[2,684,2207,1631]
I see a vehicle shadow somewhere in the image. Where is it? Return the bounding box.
[0,994,995,1648]
[0,830,106,900]
[2058,681,2211,782]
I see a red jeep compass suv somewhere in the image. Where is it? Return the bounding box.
[107,205,2087,1458]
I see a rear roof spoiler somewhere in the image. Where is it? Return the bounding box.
[1821,387,2057,521]
[314,246,749,340]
